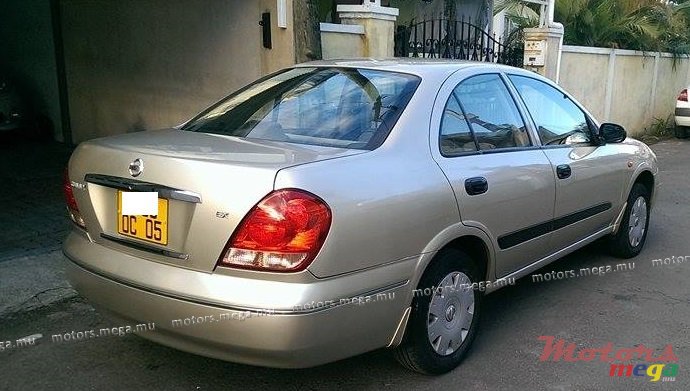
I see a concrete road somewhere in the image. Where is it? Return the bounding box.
[1,140,689,391]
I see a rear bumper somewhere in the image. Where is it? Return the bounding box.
[675,116,690,127]
[63,232,412,368]
[676,107,690,127]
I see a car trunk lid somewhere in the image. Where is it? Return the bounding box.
[67,128,364,272]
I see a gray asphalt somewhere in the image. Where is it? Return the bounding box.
[1,139,689,391]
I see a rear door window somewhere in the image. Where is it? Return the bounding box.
[440,73,531,155]
[454,74,531,151]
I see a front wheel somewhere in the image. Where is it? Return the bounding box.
[394,249,482,374]
[608,183,651,258]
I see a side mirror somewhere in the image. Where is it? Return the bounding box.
[600,123,626,143]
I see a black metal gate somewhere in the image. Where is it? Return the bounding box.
[394,17,523,67]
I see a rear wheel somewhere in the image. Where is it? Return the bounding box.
[394,249,482,374]
[608,183,650,258]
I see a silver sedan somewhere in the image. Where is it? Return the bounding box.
[63,60,658,374]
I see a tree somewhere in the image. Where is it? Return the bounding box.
[294,0,322,62]
[495,0,690,54]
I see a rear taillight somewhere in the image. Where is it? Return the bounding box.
[217,189,332,272]
[63,168,86,229]
[679,89,688,102]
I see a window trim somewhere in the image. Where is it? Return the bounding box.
[505,73,599,148]
[438,90,479,157]
[441,145,544,158]
[438,72,535,158]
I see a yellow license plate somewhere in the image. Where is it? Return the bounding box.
[117,191,169,245]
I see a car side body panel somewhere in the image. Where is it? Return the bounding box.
[620,139,659,214]
[540,145,626,251]
[276,145,461,278]
[434,150,557,277]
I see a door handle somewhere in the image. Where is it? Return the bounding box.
[556,164,572,179]
[465,177,488,195]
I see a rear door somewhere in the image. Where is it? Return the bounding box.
[430,69,556,278]
[505,74,625,251]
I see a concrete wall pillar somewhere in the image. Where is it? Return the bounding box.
[337,0,398,58]
[523,23,564,82]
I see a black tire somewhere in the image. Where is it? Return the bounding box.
[394,248,482,374]
[675,125,688,139]
[608,183,651,258]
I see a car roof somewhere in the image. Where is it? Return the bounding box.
[296,58,521,78]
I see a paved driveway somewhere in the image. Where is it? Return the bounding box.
[1,139,689,391]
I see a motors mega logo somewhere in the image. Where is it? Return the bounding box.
[538,336,679,382]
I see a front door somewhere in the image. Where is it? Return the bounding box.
[505,74,625,251]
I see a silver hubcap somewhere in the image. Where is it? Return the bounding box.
[628,196,648,247]
[427,271,475,356]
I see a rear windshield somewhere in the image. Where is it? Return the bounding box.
[183,67,420,150]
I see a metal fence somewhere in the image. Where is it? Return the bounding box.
[394,16,523,67]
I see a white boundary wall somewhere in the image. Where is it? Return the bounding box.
[559,45,690,135]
